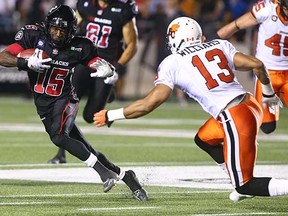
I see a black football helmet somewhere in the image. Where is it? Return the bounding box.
[45,5,77,47]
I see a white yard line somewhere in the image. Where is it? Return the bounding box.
[0,190,230,199]
[0,165,287,190]
[0,201,57,206]
[79,206,158,211]
[0,123,287,141]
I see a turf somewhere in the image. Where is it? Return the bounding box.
[0,95,288,215]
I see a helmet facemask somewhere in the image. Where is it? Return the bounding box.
[45,5,77,48]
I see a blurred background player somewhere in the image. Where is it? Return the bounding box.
[48,0,139,164]
[217,0,288,134]
[93,17,287,202]
[0,4,147,201]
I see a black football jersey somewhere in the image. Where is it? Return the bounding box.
[14,24,98,115]
[76,0,138,64]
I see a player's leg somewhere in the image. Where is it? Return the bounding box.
[47,148,66,164]
[115,65,127,101]
[194,117,226,172]
[279,71,288,108]
[223,95,288,201]
[255,72,279,134]
[69,124,148,200]
[82,77,113,123]
[42,98,120,190]
[47,64,92,164]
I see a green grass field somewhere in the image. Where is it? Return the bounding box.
[0,95,288,216]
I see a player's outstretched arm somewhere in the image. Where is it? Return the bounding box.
[233,52,283,114]
[217,12,257,39]
[93,84,172,127]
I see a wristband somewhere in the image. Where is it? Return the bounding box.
[261,83,274,96]
[107,108,125,121]
[17,57,29,71]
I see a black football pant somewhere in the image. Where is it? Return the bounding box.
[72,64,113,123]
[42,97,120,174]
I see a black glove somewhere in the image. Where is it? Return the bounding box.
[17,57,29,71]
[115,63,126,76]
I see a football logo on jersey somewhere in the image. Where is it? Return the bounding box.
[15,30,24,41]
[52,49,58,55]
[37,39,45,49]
[167,24,180,39]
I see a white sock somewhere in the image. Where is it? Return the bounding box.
[118,168,126,180]
[83,153,98,167]
[268,178,288,196]
[217,162,229,175]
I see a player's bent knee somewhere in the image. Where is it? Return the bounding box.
[260,122,276,134]
[51,134,68,149]
[83,112,94,124]
[194,134,209,150]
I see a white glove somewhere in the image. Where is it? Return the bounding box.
[90,59,115,78]
[262,94,283,115]
[27,48,52,73]
[104,71,118,85]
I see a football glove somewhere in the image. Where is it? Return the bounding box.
[104,71,118,85]
[93,110,114,127]
[262,93,283,115]
[90,58,115,78]
[27,48,51,73]
[115,63,126,76]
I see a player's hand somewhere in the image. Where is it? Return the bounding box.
[27,48,52,73]
[262,94,283,115]
[90,58,115,78]
[93,110,114,127]
[115,63,125,75]
[104,70,118,85]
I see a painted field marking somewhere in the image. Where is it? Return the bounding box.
[79,206,158,211]
[1,123,288,141]
[193,213,284,216]
[0,190,229,199]
[0,201,57,206]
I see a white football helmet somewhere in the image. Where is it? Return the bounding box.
[167,17,203,54]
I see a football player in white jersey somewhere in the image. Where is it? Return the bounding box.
[93,17,288,202]
[217,0,288,134]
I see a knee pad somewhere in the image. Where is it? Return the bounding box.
[260,122,276,134]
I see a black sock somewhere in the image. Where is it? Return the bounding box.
[93,161,117,182]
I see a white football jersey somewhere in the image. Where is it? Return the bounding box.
[155,39,246,118]
[252,0,288,70]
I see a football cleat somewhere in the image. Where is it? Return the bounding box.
[103,178,117,193]
[47,156,67,164]
[229,190,254,202]
[133,188,148,201]
[123,170,148,201]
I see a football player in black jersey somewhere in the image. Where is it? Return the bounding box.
[48,0,139,164]
[0,4,147,201]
